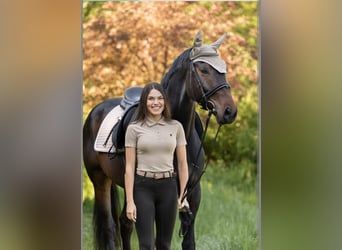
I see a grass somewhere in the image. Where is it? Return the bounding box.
[82,166,258,250]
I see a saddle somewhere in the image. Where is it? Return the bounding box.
[109,86,143,155]
[119,86,143,110]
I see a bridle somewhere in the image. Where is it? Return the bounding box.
[189,61,230,112]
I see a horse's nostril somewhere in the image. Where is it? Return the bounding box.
[222,107,237,124]
[225,107,231,115]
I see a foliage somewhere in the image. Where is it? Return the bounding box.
[82,2,258,118]
[82,2,103,23]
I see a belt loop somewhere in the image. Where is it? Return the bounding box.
[144,171,147,177]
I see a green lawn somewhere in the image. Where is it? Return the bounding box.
[83,166,258,250]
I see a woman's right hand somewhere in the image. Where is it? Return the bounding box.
[126,201,137,222]
[178,197,189,210]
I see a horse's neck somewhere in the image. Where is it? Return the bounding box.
[174,104,195,140]
[167,81,195,139]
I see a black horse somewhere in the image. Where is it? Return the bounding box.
[83,30,237,250]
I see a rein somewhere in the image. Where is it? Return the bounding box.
[180,110,222,204]
[178,109,221,238]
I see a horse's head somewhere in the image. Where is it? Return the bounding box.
[187,30,237,125]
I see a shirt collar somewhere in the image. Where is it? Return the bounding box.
[145,116,167,127]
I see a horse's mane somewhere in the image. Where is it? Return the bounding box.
[161,48,192,89]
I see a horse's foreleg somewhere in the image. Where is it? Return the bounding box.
[182,184,201,250]
[119,201,134,250]
[93,176,116,250]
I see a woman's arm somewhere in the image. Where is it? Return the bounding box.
[176,145,189,208]
[125,147,137,222]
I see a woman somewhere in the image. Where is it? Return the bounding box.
[125,82,189,250]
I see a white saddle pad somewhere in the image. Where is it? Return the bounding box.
[94,105,124,153]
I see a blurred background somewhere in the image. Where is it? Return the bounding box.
[2,0,342,249]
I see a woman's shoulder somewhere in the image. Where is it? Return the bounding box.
[127,120,142,129]
[167,119,183,127]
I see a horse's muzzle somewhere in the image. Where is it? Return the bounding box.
[221,106,237,124]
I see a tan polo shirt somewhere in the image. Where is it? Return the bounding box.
[125,117,187,172]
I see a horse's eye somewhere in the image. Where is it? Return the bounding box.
[200,69,209,74]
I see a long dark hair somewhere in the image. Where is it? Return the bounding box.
[134,82,172,122]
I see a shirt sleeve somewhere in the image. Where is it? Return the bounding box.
[125,123,137,148]
[176,121,187,146]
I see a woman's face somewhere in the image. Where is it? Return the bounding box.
[146,88,165,119]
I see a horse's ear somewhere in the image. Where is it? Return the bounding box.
[193,30,202,48]
[190,30,202,58]
[211,33,227,50]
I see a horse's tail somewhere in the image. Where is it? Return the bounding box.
[92,184,121,250]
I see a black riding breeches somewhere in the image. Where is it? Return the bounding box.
[133,175,178,250]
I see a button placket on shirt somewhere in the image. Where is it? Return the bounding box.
[156,126,161,141]
[147,118,166,142]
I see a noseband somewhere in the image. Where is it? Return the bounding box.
[189,61,230,111]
